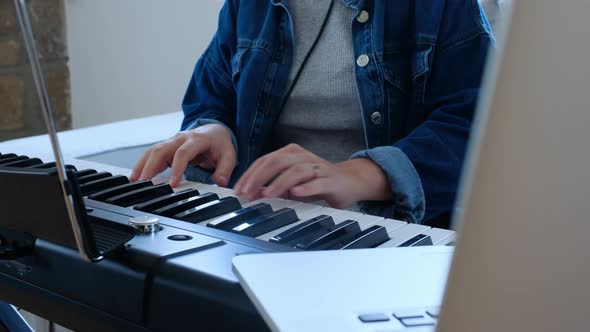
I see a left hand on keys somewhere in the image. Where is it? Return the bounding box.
[234,144,393,209]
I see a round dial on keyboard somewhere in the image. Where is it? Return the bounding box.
[129,216,160,234]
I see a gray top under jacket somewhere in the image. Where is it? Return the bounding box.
[269,0,367,163]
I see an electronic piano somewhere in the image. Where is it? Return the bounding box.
[0,152,455,331]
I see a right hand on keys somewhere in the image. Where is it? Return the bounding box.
[130,124,236,188]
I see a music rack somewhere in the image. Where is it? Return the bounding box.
[0,165,134,261]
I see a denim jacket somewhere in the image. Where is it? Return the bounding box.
[181,0,493,227]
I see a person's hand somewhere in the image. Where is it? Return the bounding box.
[234,144,393,208]
[130,123,236,187]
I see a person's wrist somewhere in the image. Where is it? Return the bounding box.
[339,158,393,202]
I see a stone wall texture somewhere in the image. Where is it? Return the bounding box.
[0,0,70,142]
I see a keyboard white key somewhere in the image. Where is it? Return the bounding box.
[438,234,456,246]
[217,189,250,204]
[421,228,455,245]
[300,207,362,224]
[377,224,431,248]
[353,214,384,230]
[243,197,302,210]
[373,218,407,233]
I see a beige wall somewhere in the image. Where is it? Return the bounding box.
[65,0,223,128]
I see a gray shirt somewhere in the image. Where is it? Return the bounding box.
[270,0,366,163]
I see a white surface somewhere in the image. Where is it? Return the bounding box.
[64,0,223,128]
[0,112,182,160]
[233,246,453,332]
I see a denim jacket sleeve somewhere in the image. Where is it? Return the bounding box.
[354,1,494,226]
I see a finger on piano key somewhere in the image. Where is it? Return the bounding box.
[377,223,431,248]
[231,208,299,237]
[206,203,273,230]
[268,215,335,245]
[420,228,456,245]
[295,220,362,250]
[88,180,153,201]
[174,196,242,224]
[2,157,43,168]
[133,189,201,213]
[105,183,174,207]
[338,225,390,250]
[152,193,219,217]
[79,175,130,196]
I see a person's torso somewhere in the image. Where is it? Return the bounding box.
[218,0,483,177]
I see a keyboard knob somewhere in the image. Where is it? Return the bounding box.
[129,216,160,234]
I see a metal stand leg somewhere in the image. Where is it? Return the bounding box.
[0,302,34,332]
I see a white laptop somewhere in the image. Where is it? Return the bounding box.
[233,1,590,331]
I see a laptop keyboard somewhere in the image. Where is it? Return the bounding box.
[358,307,439,330]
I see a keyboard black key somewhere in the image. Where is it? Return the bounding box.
[269,215,335,245]
[152,193,219,217]
[295,220,361,251]
[0,153,17,160]
[1,157,43,168]
[77,172,113,185]
[133,189,201,213]
[88,180,153,201]
[398,234,433,247]
[174,197,241,224]
[27,162,57,169]
[337,225,390,250]
[231,208,299,237]
[207,203,273,230]
[105,183,174,207]
[74,169,98,178]
[45,165,78,175]
[0,155,28,165]
[79,175,130,196]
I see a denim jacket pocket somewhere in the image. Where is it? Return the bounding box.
[380,51,410,95]
[381,46,432,103]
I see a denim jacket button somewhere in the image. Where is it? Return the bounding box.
[357,54,370,67]
[356,10,369,23]
[371,112,382,125]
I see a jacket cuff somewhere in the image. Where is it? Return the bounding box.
[350,146,426,223]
